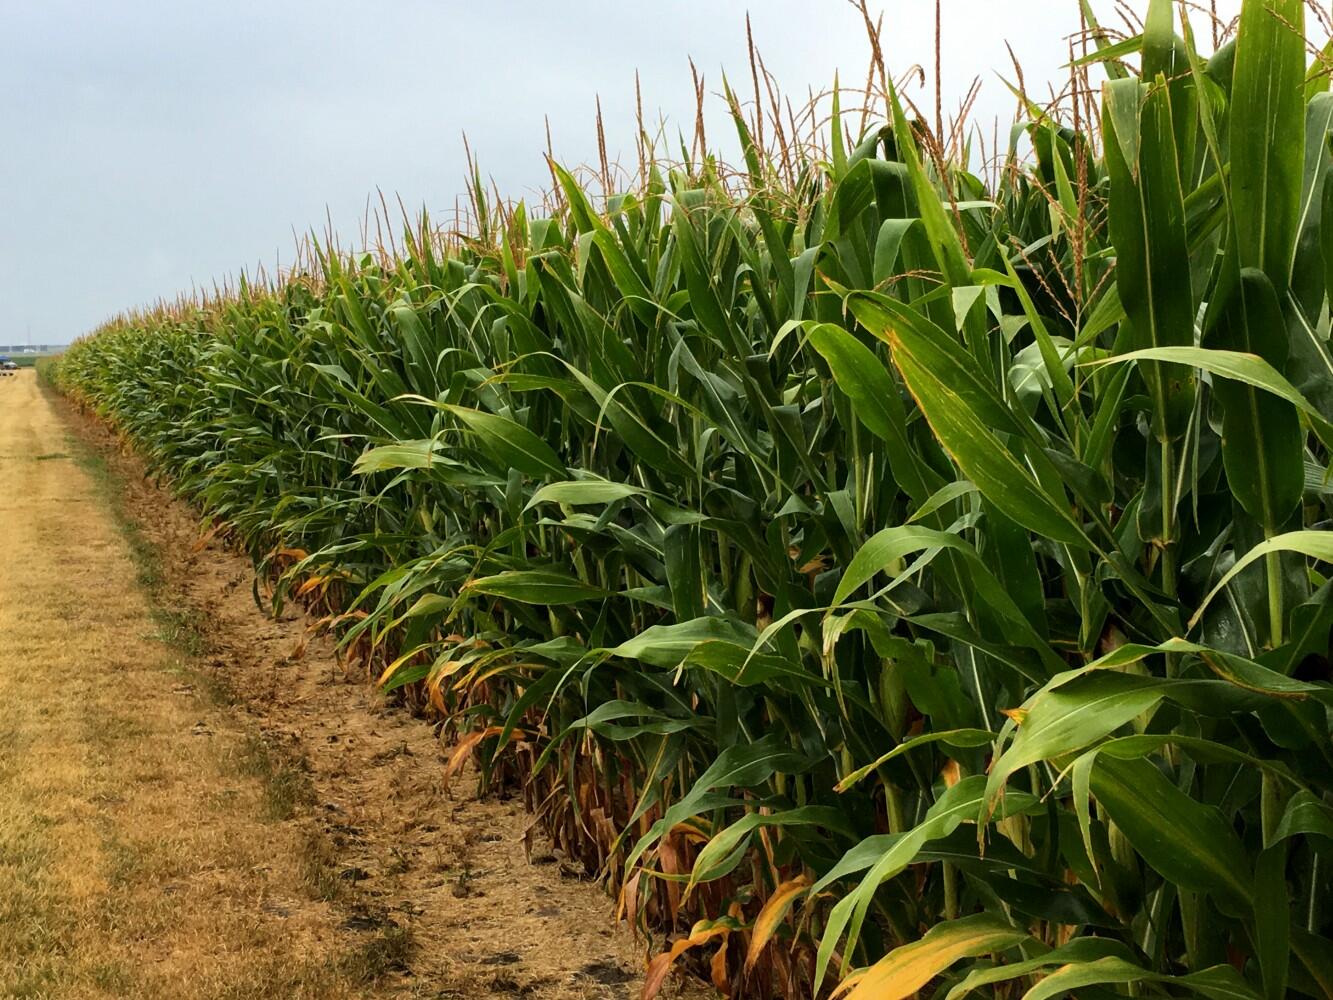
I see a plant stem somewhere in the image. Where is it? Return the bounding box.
[885,781,906,834]
[1159,437,1180,679]
[1264,549,1284,648]
[1160,438,1177,599]
[1310,855,1322,932]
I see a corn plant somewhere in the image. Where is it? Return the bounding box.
[53,1,1333,996]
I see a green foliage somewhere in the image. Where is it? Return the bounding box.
[52,3,1333,996]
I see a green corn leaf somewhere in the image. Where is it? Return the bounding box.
[625,734,811,872]
[1204,270,1304,530]
[441,403,566,478]
[464,570,609,604]
[524,479,647,509]
[1231,0,1306,286]
[1272,789,1333,844]
[682,640,825,689]
[835,728,995,793]
[1102,76,1197,441]
[845,290,1025,438]
[1291,928,1333,999]
[806,322,936,504]
[608,617,758,669]
[1254,844,1290,1000]
[686,805,852,889]
[1089,755,1253,907]
[841,292,1088,546]
[983,671,1172,815]
[945,937,1134,1000]
[885,82,972,291]
[353,438,443,474]
[1192,530,1333,627]
[832,524,1063,676]
[1089,345,1333,449]
[887,331,1089,546]
[1024,956,1261,1000]
[1077,0,1131,78]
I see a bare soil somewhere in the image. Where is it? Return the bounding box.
[1,369,701,1000]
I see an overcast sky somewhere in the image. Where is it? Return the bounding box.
[2,1,1245,345]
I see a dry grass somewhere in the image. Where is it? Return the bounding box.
[0,371,413,999]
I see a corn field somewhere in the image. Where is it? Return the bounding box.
[51,1,1333,997]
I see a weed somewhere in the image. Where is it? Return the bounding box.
[234,733,315,822]
[338,924,415,984]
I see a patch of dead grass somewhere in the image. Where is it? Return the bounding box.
[0,373,421,1000]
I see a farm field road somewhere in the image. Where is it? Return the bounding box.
[0,370,680,1000]
[0,368,403,999]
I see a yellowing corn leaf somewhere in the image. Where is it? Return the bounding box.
[641,919,734,1000]
[191,521,226,553]
[657,832,685,921]
[443,726,525,792]
[616,868,642,932]
[427,679,447,715]
[745,874,811,972]
[295,575,327,597]
[377,644,431,687]
[834,914,1028,1000]
[710,930,731,991]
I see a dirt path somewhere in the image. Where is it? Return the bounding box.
[0,370,688,1000]
[1,368,387,998]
